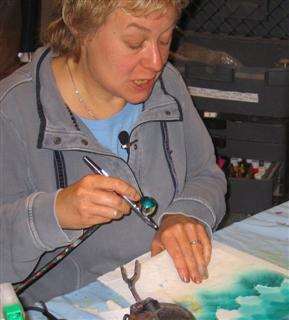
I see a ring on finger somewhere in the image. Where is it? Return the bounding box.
[190,239,201,246]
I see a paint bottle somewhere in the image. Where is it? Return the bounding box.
[0,283,25,320]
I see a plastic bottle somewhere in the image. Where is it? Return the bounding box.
[0,283,25,320]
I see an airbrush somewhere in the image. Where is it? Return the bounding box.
[83,156,159,230]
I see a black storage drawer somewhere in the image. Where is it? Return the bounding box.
[204,118,288,143]
[171,32,289,118]
[203,118,289,161]
[213,138,287,161]
[186,66,289,118]
[227,162,281,214]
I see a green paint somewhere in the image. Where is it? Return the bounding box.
[176,269,289,320]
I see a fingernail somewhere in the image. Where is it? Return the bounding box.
[179,271,189,283]
[199,266,209,280]
[202,269,209,280]
[114,211,122,218]
[192,272,202,284]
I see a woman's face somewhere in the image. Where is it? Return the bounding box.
[80,6,177,104]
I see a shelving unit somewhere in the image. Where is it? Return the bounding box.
[172,0,289,224]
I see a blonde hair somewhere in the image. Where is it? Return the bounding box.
[44,0,189,60]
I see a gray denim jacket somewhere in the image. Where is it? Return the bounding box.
[0,48,226,304]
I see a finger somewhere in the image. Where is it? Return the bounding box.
[88,205,124,220]
[151,238,165,256]
[81,204,125,226]
[88,188,132,214]
[195,223,212,266]
[189,240,208,281]
[88,175,140,202]
[186,224,210,281]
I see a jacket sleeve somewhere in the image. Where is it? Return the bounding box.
[0,111,81,283]
[162,66,227,233]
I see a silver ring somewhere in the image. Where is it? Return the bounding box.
[190,239,201,246]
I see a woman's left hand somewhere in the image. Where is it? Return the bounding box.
[151,214,211,284]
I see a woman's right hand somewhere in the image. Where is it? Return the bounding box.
[55,174,140,229]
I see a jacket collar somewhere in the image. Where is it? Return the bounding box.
[32,48,182,151]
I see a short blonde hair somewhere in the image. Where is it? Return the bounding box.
[44,0,189,60]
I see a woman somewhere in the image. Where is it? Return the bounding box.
[0,0,226,304]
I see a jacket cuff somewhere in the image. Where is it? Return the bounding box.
[26,191,82,250]
[159,199,218,237]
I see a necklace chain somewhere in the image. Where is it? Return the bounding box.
[66,61,98,119]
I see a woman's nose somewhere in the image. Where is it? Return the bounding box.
[142,44,166,72]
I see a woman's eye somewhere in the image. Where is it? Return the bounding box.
[159,37,172,46]
[126,41,143,50]
[130,44,142,49]
[160,40,170,46]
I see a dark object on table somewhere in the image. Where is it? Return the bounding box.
[123,297,195,320]
[121,261,195,320]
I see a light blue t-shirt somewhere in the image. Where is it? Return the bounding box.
[81,103,142,160]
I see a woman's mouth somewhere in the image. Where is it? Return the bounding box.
[133,78,155,89]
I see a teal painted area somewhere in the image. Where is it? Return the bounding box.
[176,269,289,320]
